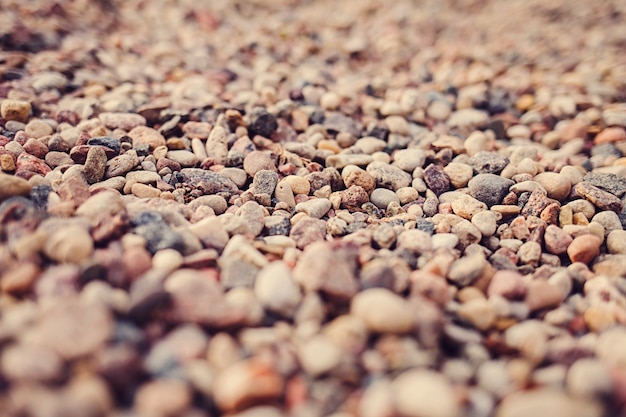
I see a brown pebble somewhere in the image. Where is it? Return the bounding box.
[567,234,602,264]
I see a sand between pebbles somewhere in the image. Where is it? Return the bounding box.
[1,0,626,416]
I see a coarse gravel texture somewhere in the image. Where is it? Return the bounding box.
[1,0,626,416]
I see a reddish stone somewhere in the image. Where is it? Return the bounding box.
[16,152,51,176]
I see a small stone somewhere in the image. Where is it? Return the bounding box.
[248,109,278,138]
[213,359,284,412]
[495,389,602,417]
[444,162,474,188]
[134,379,192,417]
[385,115,410,135]
[293,240,358,300]
[472,210,498,236]
[16,152,51,176]
[99,112,146,130]
[487,270,526,299]
[282,175,310,195]
[1,343,63,382]
[1,99,31,122]
[297,334,343,377]
[533,172,571,201]
[451,219,483,250]
[393,149,426,172]
[457,298,495,331]
[567,234,602,264]
[468,174,514,207]
[289,217,327,249]
[397,229,433,254]
[392,369,460,417]
[128,126,166,150]
[448,108,489,129]
[595,127,626,144]
[252,170,279,197]
[451,194,487,219]
[351,288,414,333]
[254,261,302,317]
[366,161,412,191]
[583,172,626,197]
[521,188,552,217]
[566,359,612,398]
[25,119,54,138]
[0,172,32,201]
[517,241,541,266]
[166,150,198,167]
[607,230,626,254]
[468,152,509,174]
[105,151,139,178]
[295,198,331,219]
[544,225,573,255]
[525,281,564,311]
[131,183,161,199]
[424,164,450,196]
[31,71,68,91]
[43,225,94,263]
[326,153,374,169]
[370,188,400,209]
[575,182,623,213]
[447,252,486,286]
[244,151,276,177]
[83,146,108,184]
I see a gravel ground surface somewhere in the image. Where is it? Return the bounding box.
[1,0,626,416]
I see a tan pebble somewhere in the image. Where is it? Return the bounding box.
[0,172,32,201]
[457,298,495,331]
[1,99,31,122]
[584,307,616,332]
[317,139,341,153]
[152,249,184,273]
[320,91,341,110]
[131,183,161,199]
[134,379,192,417]
[533,172,571,201]
[464,131,489,156]
[607,230,626,254]
[451,194,487,219]
[43,225,94,263]
[559,205,573,226]
[567,234,602,264]
[282,175,310,195]
[1,263,40,294]
[128,126,166,150]
[351,288,414,333]
[572,212,589,225]
[392,369,460,417]
[491,205,521,217]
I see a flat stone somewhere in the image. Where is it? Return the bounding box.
[575,182,623,213]
[166,150,198,167]
[583,172,626,197]
[495,389,602,417]
[0,172,32,201]
[128,126,166,150]
[366,161,412,191]
[1,99,31,122]
[468,151,509,175]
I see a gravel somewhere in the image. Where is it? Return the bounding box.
[1,0,626,416]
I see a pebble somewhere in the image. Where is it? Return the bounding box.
[451,194,487,219]
[370,188,399,209]
[83,146,108,184]
[583,172,626,197]
[495,389,602,417]
[447,252,487,286]
[43,225,94,263]
[366,161,412,190]
[607,230,626,254]
[297,334,343,377]
[544,225,573,255]
[166,150,198,167]
[0,172,32,201]
[567,234,602,264]
[1,99,31,122]
[295,198,331,219]
[134,379,192,417]
[448,108,489,130]
[244,151,276,176]
[392,369,460,417]
[533,172,571,201]
[424,163,450,196]
[351,288,414,333]
[213,359,284,412]
[0,342,62,382]
[282,175,310,195]
[25,119,54,138]
[254,261,301,317]
[487,270,526,299]
[99,112,146,130]
[128,126,166,150]
[575,182,623,213]
[393,149,426,172]
[105,151,139,178]
[468,174,514,207]
[471,210,498,236]
[444,162,474,188]
[468,151,509,174]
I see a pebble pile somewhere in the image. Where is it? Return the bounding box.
[1,0,626,416]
